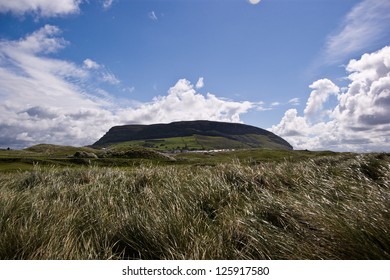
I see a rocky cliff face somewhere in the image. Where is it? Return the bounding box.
[92,120,293,150]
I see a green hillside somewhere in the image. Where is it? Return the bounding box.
[109,134,291,151]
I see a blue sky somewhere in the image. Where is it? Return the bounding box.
[0,0,389,151]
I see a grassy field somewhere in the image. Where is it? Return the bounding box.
[0,144,336,171]
[0,148,389,259]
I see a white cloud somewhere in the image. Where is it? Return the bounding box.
[333,46,390,129]
[271,109,308,138]
[304,79,339,120]
[0,25,90,110]
[196,77,204,89]
[83,58,121,85]
[102,71,120,85]
[253,101,269,112]
[83,58,100,70]
[16,132,34,142]
[288,98,300,106]
[102,0,114,10]
[123,86,135,93]
[116,79,253,125]
[325,0,390,64]
[148,11,158,21]
[248,0,261,5]
[0,0,82,17]
[16,24,67,54]
[271,46,390,152]
[271,102,280,107]
[0,26,255,149]
[0,26,118,148]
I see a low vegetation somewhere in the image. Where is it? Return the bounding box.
[0,151,389,259]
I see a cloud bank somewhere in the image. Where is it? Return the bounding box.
[0,26,254,148]
[271,46,390,152]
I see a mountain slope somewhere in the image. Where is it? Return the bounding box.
[92,120,293,150]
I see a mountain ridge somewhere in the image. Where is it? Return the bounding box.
[92,120,293,150]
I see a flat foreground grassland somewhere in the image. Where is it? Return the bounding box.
[0,151,389,259]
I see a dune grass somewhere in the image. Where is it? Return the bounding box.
[0,153,389,259]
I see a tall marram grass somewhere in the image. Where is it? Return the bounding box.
[0,153,389,259]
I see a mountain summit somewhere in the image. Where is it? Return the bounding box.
[92,120,293,150]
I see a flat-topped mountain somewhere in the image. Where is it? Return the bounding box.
[92,120,293,150]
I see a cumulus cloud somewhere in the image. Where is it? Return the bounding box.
[325,0,390,64]
[304,79,339,120]
[196,77,204,89]
[116,79,253,124]
[271,109,308,137]
[333,46,390,130]
[0,0,82,17]
[271,46,390,152]
[0,26,255,149]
